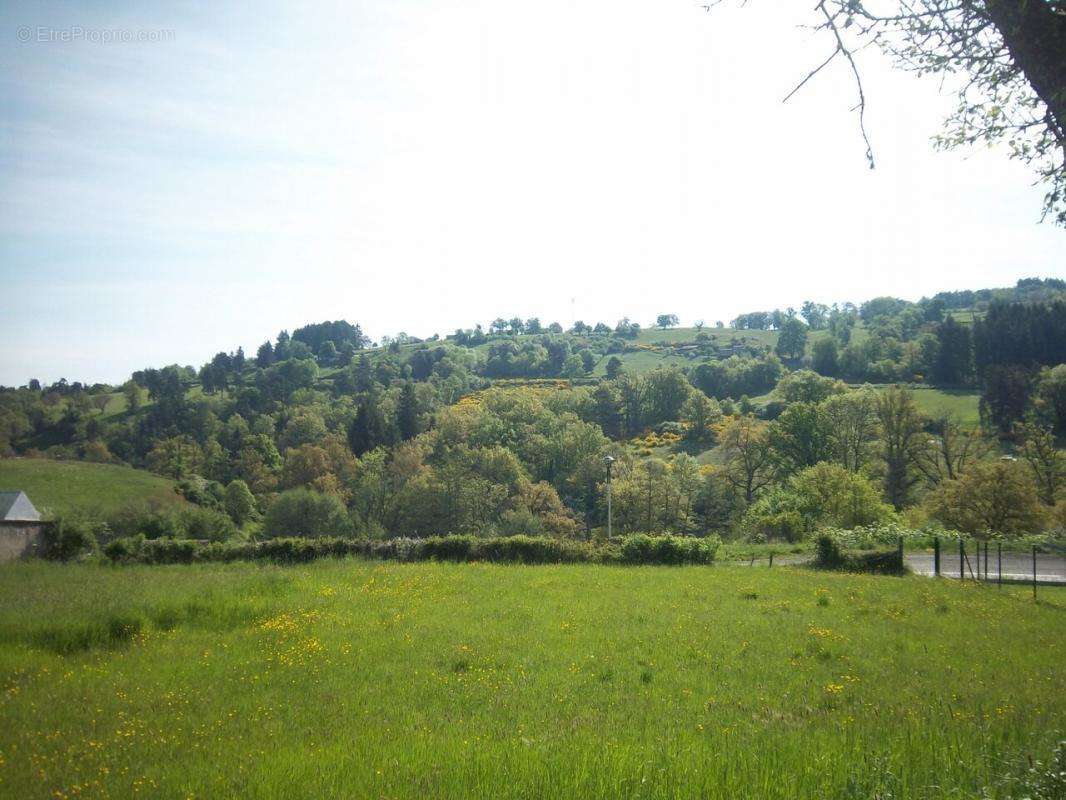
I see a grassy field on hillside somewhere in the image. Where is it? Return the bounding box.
[0,560,1062,799]
[864,386,981,427]
[0,459,188,518]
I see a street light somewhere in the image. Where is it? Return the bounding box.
[603,455,615,540]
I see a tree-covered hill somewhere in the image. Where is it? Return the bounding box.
[0,277,1062,543]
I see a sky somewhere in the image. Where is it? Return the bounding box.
[1,1,1063,386]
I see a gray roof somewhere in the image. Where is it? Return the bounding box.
[0,491,41,522]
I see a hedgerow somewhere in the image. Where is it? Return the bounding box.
[93,533,720,567]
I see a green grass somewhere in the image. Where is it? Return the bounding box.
[0,560,1062,799]
[0,458,189,519]
[863,386,982,428]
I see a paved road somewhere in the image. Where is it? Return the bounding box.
[727,552,1066,584]
[907,552,1066,583]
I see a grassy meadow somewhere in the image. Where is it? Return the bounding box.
[0,459,189,519]
[0,560,1063,799]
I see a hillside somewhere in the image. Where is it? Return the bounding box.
[0,459,190,519]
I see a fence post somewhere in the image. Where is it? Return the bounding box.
[1033,546,1038,601]
[983,542,988,581]
[934,536,940,577]
[959,538,965,581]
[768,553,773,568]
[997,542,1002,588]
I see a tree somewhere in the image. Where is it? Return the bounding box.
[122,380,142,412]
[1032,364,1066,437]
[914,415,990,486]
[682,392,722,443]
[931,317,973,385]
[397,381,420,441]
[591,382,624,439]
[656,314,680,330]
[223,479,257,526]
[801,301,829,330]
[643,368,691,427]
[876,386,925,509]
[926,460,1045,536]
[605,356,624,380]
[256,340,275,368]
[769,402,833,476]
[980,365,1033,435]
[774,317,808,360]
[732,1,1066,224]
[775,369,843,404]
[1016,421,1064,505]
[263,489,352,538]
[811,337,839,377]
[823,389,879,472]
[718,415,774,504]
[348,392,395,456]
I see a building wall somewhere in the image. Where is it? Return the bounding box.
[0,523,45,562]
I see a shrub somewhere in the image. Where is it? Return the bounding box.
[173,507,237,542]
[925,460,1046,536]
[619,534,719,565]
[814,532,904,575]
[102,534,146,563]
[263,489,352,538]
[41,517,98,561]
[814,534,845,569]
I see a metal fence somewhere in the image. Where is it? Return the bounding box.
[908,537,1066,595]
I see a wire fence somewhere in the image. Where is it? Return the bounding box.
[908,537,1066,596]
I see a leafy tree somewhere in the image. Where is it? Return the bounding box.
[718,415,774,505]
[811,337,839,377]
[801,301,829,330]
[1016,421,1064,505]
[656,314,679,330]
[876,386,925,509]
[263,489,352,538]
[122,380,143,411]
[774,317,808,360]
[605,356,624,380]
[914,415,989,486]
[926,460,1045,536]
[1032,364,1066,437]
[643,368,691,427]
[681,392,722,443]
[823,389,879,472]
[146,435,204,479]
[769,402,833,476]
[223,479,257,526]
[775,369,844,404]
[591,382,624,439]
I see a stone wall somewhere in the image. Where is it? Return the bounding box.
[0,523,45,562]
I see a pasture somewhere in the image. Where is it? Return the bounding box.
[0,458,189,519]
[0,560,1063,799]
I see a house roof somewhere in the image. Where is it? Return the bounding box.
[0,491,41,522]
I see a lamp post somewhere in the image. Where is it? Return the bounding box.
[603,455,615,540]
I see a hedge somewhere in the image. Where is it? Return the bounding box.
[97,534,720,567]
[813,534,906,575]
